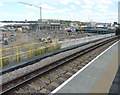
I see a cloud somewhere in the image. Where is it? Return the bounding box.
[40,4,54,9]
[42,7,71,14]
[0,2,3,6]
[83,0,95,5]
[98,7,109,12]
[25,5,37,10]
[80,0,95,9]
[74,0,81,5]
[33,1,40,4]
[57,0,81,5]
[70,5,76,10]
[84,10,118,22]
[94,0,114,11]
[43,10,55,14]
[0,0,38,2]
[80,9,92,15]
[0,12,37,20]
[81,0,114,11]
[48,0,81,5]
[23,3,54,10]
[51,2,58,5]
[18,3,23,6]
[95,0,113,5]
[59,0,73,5]
[55,8,71,13]
[59,0,81,5]
[0,0,118,23]
[82,5,92,9]
[2,12,35,17]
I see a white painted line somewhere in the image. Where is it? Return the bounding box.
[51,40,119,93]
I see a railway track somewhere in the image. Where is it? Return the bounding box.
[1,36,119,94]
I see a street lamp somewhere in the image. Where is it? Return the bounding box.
[18,2,42,21]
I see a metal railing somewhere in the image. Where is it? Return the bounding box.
[0,39,58,68]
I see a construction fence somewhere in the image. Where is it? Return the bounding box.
[0,39,61,68]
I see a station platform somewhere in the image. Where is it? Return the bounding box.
[52,40,120,94]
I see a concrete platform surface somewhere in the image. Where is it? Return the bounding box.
[109,65,120,94]
[52,40,119,94]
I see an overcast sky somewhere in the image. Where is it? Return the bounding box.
[0,0,119,23]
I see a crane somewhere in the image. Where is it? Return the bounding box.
[18,2,42,22]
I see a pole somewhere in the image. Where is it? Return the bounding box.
[0,50,3,68]
[40,7,42,31]
[56,39,57,50]
[16,46,19,63]
[40,7,42,21]
[29,44,31,58]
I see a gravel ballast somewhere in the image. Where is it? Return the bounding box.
[1,36,114,85]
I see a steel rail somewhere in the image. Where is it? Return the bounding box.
[0,36,119,94]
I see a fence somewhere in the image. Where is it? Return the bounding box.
[0,39,59,68]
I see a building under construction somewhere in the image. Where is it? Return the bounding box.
[33,19,62,31]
